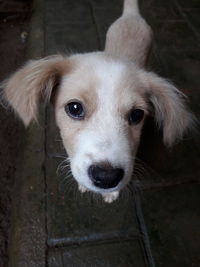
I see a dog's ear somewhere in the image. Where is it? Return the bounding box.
[2,55,69,126]
[142,72,194,147]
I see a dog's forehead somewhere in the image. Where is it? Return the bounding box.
[64,53,128,86]
[58,53,146,109]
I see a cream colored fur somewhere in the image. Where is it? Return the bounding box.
[2,0,194,202]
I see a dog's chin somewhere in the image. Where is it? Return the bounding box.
[77,177,130,203]
[78,183,120,203]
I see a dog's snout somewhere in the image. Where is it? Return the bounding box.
[88,164,124,189]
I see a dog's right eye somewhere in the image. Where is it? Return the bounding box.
[65,101,85,120]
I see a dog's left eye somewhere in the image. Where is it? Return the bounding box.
[128,109,144,125]
[65,101,85,120]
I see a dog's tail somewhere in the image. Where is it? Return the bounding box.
[123,0,139,15]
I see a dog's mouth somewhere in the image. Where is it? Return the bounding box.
[78,182,121,203]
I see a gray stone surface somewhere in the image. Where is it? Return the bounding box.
[8,122,46,267]
[141,184,200,267]
[48,240,146,267]
[138,1,200,266]
[45,1,99,54]
[90,5,122,49]
[8,0,46,266]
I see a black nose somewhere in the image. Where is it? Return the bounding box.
[88,164,124,189]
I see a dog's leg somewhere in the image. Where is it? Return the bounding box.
[105,0,152,67]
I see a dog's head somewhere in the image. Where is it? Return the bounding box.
[3,52,193,200]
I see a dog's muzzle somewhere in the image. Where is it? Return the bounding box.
[88,164,124,189]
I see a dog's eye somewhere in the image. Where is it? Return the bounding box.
[65,101,85,120]
[128,109,144,125]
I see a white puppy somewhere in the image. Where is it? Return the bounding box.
[2,0,193,202]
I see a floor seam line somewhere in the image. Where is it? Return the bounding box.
[133,183,156,267]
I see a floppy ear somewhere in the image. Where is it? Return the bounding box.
[142,72,194,147]
[2,55,69,126]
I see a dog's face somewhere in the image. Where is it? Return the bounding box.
[3,52,193,200]
[55,53,148,193]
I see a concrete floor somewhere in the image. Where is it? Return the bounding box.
[8,0,200,266]
[0,1,31,266]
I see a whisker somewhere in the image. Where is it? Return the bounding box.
[55,139,63,142]
[59,174,75,194]
[56,156,71,175]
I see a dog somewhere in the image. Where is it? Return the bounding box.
[2,0,193,203]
